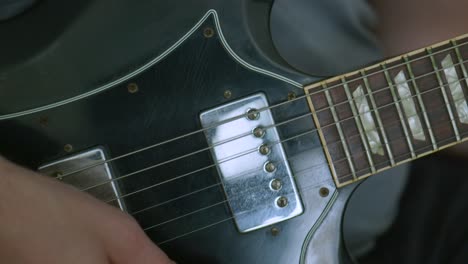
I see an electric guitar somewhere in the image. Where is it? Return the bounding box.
[2,2,468,263]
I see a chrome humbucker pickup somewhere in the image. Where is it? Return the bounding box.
[200,93,303,233]
[38,147,126,212]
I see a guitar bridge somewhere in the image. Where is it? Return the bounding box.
[200,93,303,233]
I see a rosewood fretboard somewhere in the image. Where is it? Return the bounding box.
[306,34,468,187]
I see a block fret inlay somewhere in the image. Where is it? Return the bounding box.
[441,54,468,124]
[394,70,426,141]
[305,34,468,187]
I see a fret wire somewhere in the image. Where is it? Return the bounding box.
[452,40,468,96]
[323,86,357,180]
[342,78,376,173]
[427,48,461,141]
[382,63,416,158]
[360,70,395,165]
[404,55,438,150]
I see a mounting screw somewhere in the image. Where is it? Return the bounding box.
[270,179,282,191]
[53,171,63,180]
[203,27,215,38]
[259,144,271,155]
[39,116,49,127]
[246,108,260,120]
[319,187,330,197]
[271,226,280,236]
[287,92,297,101]
[127,83,139,94]
[253,127,265,138]
[64,144,73,153]
[276,196,288,208]
[223,90,232,99]
[264,161,276,173]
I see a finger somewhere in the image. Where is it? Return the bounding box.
[110,236,173,264]
[126,237,173,264]
[103,217,173,264]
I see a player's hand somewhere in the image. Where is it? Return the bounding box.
[0,157,174,264]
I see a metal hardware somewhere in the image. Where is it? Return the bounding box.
[54,171,64,180]
[203,26,215,38]
[127,83,139,93]
[252,126,265,138]
[39,116,49,127]
[276,196,288,208]
[64,144,73,153]
[287,91,296,101]
[270,179,282,191]
[258,144,270,155]
[270,226,280,236]
[223,90,232,99]
[264,161,276,173]
[319,187,329,197]
[38,147,126,211]
[200,93,303,233]
[246,108,260,120]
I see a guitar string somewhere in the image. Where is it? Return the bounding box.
[78,73,468,194]
[104,87,455,212]
[114,134,333,215]
[42,43,468,243]
[108,100,461,218]
[85,89,457,218]
[80,40,468,244]
[63,59,467,193]
[151,131,468,246]
[53,42,468,180]
[103,84,468,235]
[62,63,468,242]
[129,158,332,216]
[107,145,327,209]
[83,80,468,221]
[144,177,328,232]
[74,79,466,239]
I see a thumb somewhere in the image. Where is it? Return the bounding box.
[103,216,174,264]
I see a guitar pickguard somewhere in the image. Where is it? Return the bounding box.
[0,10,345,264]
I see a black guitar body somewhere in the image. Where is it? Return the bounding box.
[0,2,358,263]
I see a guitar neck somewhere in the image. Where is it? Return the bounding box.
[305,33,468,187]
